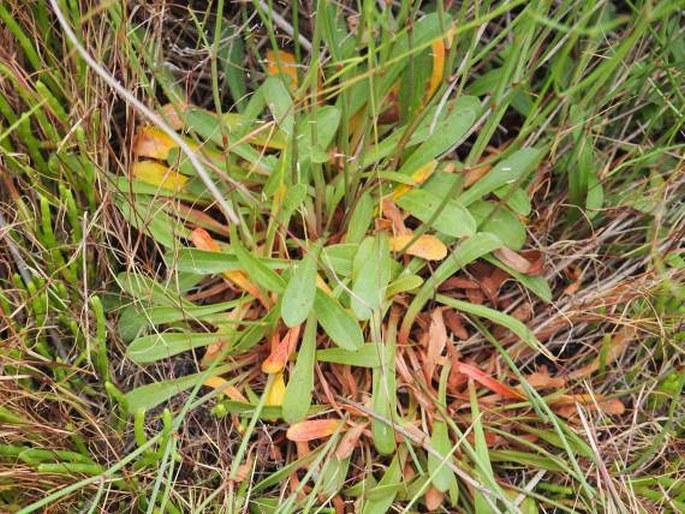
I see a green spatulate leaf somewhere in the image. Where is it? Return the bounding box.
[316,343,382,368]
[398,97,480,175]
[170,248,287,275]
[314,289,363,351]
[232,237,285,294]
[125,365,233,412]
[362,451,404,514]
[126,332,234,363]
[436,294,550,357]
[458,148,541,207]
[351,234,391,320]
[281,252,317,327]
[428,365,458,492]
[282,314,317,423]
[397,189,477,238]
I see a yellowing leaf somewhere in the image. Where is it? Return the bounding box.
[392,160,438,199]
[265,372,287,406]
[133,126,178,160]
[389,234,448,261]
[315,273,331,293]
[265,49,298,90]
[286,419,343,442]
[262,326,301,374]
[203,376,247,402]
[131,161,187,192]
[424,39,445,102]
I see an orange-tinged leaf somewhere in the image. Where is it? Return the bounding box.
[265,49,298,89]
[454,361,524,400]
[464,163,492,188]
[425,485,444,511]
[224,270,269,305]
[265,372,287,406]
[233,456,253,483]
[133,126,178,160]
[201,303,250,367]
[349,106,365,136]
[296,441,310,460]
[203,376,247,402]
[271,183,287,219]
[159,103,186,131]
[382,198,409,235]
[262,325,302,374]
[525,366,566,390]
[598,398,626,415]
[389,234,447,261]
[191,227,220,252]
[286,419,343,442]
[424,39,445,102]
[392,160,438,199]
[201,341,229,368]
[131,161,187,192]
[335,422,367,459]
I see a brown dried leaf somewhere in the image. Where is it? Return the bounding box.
[444,309,469,340]
[425,308,448,382]
[463,163,492,188]
[494,247,534,274]
[563,265,583,295]
[479,268,510,305]
[440,276,481,290]
[520,250,544,276]
[566,328,634,381]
